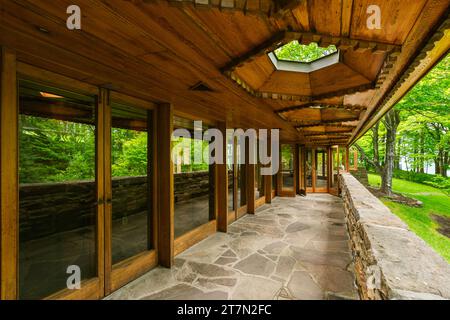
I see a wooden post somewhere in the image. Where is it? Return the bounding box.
[216,122,228,232]
[247,140,256,214]
[1,48,18,300]
[264,131,272,204]
[157,103,174,268]
[98,88,108,295]
[276,143,282,196]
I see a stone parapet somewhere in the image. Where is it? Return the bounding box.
[339,172,450,300]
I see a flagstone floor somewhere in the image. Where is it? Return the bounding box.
[106,194,359,300]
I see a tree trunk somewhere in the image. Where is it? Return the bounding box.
[443,151,449,177]
[419,128,425,173]
[395,136,401,170]
[381,109,400,196]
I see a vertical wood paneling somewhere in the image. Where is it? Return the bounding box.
[0,47,18,300]
[157,103,174,268]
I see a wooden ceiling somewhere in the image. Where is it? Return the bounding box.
[0,0,448,145]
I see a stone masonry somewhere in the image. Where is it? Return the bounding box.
[339,173,450,300]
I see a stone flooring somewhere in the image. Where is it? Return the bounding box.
[107,194,359,300]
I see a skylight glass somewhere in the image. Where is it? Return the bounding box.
[274,41,338,63]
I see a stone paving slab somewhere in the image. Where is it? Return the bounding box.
[106,194,358,300]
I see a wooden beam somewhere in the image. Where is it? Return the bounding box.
[276,103,367,115]
[216,121,228,232]
[302,131,353,136]
[286,31,402,53]
[221,31,287,73]
[157,103,174,268]
[294,117,360,128]
[1,48,18,300]
[341,0,354,37]
[166,0,273,16]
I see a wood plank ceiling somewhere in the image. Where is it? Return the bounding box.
[0,0,448,144]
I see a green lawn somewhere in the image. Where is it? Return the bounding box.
[368,174,450,262]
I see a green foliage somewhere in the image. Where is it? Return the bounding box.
[376,169,450,195]
[19,115,95,183]
[112,129,148,177]
[20,115,150,183]
[357,55,449,179]
[368,174,450,262]
[274,41,337,63]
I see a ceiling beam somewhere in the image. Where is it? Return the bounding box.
[285,31,402,54]
[296,122,358,129]
[276,103,367,114]
[302,131,353,137]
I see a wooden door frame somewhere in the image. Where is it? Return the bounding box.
[11,66,105,300]
[105,91,159,295]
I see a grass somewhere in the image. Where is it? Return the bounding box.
[368,174,450,262]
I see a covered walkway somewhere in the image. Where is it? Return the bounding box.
[107,194,358,300]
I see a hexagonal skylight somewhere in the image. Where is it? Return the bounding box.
[274,41,337,63]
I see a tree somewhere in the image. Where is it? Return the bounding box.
[380,109,400,196]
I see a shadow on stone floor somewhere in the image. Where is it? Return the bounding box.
[107,194,359,300]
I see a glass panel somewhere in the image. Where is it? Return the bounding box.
[315,148,328,189]
[306,148,313,188]
[281,144,294,190]
[227,133,235,213]
[19,80,97,300]
[255,163,265,199]
[111,102,152,265]
[174,118,215,238]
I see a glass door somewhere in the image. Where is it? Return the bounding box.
[105,97,156,293]
[315,148,329,192]
[18,80,103,300]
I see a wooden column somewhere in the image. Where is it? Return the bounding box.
[101,88,110,295]
[0,48,18,300]
[276,144,282,196]
[216,122,228,232]
[264,131,272,204]
[157,103,174,268]
[247,141,256,214]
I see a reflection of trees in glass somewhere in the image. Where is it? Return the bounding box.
[275,41,337,63]
[20,115,95,183]
[19,115,150,183]
[172,137,210,172]
[281,145,293,170]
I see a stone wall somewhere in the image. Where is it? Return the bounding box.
[350,167,369,186]
[20,171,212,241]
[339,173,450,300]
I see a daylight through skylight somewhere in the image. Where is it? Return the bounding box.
[274,41,338,63]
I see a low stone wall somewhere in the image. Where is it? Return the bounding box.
[339,172,450,300]
[350,167,369,186]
